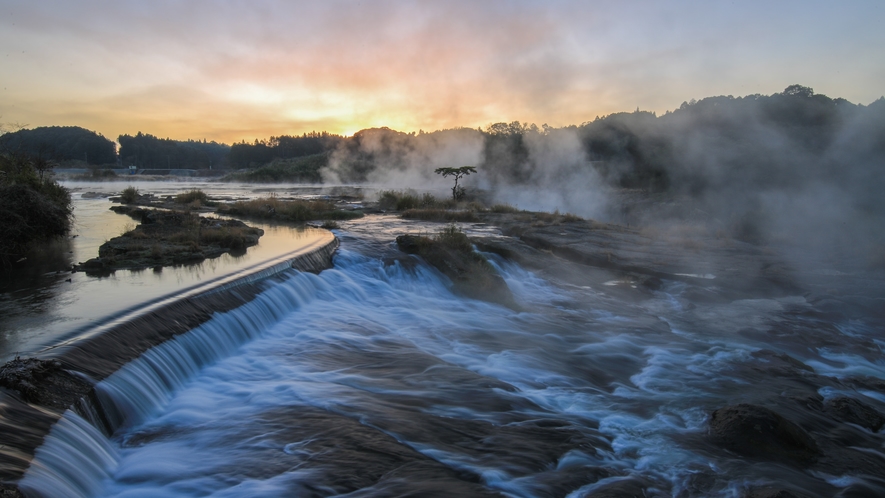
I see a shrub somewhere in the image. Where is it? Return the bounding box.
[435,223,473,252]
[0,151,73,266]
[490,203,520,213]
[120,186,139,204]
[175,189,209,205]
[377,189,424,211]
[0,184,72,265]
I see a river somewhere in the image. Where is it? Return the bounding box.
[6,181,885,497]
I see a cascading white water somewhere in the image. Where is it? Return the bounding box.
[17,243,885,497]
[18,270,325,498]
[18,411,117,498]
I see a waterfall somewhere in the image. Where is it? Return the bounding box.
[15,244,885,497]
[18,270,325,498]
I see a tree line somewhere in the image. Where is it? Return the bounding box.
[117,133,229,170]
[2,85,882,197]
[0,126,116,165]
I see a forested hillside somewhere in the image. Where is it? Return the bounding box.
[118,133,229,169]
[0,126,116,165]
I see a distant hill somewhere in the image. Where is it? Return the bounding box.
[0,126,116,165]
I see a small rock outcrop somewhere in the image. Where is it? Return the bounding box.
[396,228,517,309]
[0,357,91,410]
[708,403,820,465]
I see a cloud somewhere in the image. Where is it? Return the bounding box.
[1,1,883,142]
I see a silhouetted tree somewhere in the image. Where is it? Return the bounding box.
[435,166,477,200]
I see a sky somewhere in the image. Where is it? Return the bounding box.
[1,0,883,144]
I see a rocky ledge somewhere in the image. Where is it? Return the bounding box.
[396,227,517,309]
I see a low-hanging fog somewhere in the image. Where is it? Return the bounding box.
[318,85,885,264]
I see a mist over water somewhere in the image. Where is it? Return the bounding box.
[318,89,885,265]
[22,224,884,497]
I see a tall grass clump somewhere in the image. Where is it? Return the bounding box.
[120,186,139,204]
[175,189,210,205]
[490,203,520,213]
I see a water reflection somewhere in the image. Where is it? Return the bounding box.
[0,181,334,361]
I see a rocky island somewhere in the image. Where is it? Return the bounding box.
[75,207,263,275]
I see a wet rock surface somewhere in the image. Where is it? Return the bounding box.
[396,232,517,308]
[824,396,885,432]
[0,357,91,411]
[708,403,820,465]
[472,212,805,298]
[4,200,885,496]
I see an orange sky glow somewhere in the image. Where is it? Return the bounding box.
[1,1,883,144]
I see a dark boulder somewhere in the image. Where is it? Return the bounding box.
[824,396,885,432]
[709,404,820,465]
[0,357,92,410]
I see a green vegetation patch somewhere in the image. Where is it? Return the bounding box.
[217,196,362,223]
[396,224,516,308]
[0,152,73,267]
[75,209,263,274]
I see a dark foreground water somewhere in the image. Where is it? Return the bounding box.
[17,227,885,497]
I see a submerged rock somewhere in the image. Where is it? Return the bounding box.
[708,403,820,465]
[824,396,885,432]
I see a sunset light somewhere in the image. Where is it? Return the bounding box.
[2,1,882,143]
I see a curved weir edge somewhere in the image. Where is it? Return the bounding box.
[0,232,339,494]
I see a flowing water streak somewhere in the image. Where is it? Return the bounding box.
[88,248,729,497]
[18,270,327,498]
[17,243,885,497]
